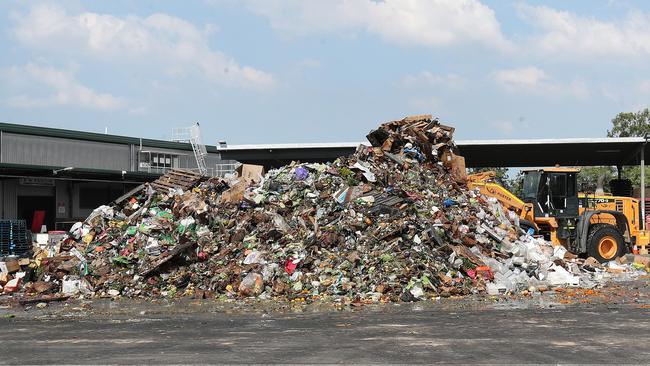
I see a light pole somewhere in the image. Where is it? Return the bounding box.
[52,167,74,175]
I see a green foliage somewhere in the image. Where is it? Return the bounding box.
[577,166,615,193]
[509,171,524,198]
[608,108,650,137]
[607,108,650,188]
[620,166,650,188]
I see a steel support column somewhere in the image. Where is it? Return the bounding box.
[642,144,646,230]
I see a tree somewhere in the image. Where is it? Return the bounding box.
[622,166,650,189]
[608,108,650,138]
[577,166,615,193]
[607,109,650,188]
[509,171,524,198]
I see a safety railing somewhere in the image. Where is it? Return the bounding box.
[215,163,239,177]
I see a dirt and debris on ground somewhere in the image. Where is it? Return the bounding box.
[1,115,648,305]
[2,280,649,365]
[1,278,648,323]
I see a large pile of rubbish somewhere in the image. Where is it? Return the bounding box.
[3,115,647,302]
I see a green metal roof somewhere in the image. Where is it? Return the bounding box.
[0,122,219,153]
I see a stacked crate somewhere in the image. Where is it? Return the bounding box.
[0,220,31,256]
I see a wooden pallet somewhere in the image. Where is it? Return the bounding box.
[151,169,203,192]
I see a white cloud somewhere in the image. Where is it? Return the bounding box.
[493,66,589,99]
[3,63,125,110]
[493,66,548,89]
[242,0,511,50]
[11,4,274,90]
[519,4,650,57]
[400,71,467,90]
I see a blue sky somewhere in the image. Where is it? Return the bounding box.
[1,0,650,145]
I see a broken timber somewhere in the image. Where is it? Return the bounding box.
[139,241,196,277]
[151,169,204,192]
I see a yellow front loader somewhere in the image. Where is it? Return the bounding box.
[468,169,649,262]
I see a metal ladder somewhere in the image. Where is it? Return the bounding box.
[189,123,208,176]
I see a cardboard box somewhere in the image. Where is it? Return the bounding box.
[440,148,454,168]
[0,259,20,274]
[450,154,467,183]
[236,164,265,185]
[441,149,467,184]
[219,180,247,204]
[0,272,9,285]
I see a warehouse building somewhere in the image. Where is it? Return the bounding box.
[0,122,234,231]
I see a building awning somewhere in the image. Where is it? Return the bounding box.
[0,163,160,183]
[218,142,365,168]
[217,137,649,169]
[457,137,648,168]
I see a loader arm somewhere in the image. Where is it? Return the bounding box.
[467,172,536,225]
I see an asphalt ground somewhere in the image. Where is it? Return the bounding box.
[0,280,648,364]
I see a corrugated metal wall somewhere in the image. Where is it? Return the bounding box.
[1,179,17,219]
[0,131,229,176]
[2,133,131,170]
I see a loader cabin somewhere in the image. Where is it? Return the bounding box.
[521,168,579,219]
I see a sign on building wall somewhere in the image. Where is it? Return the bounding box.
[19,177,55,186]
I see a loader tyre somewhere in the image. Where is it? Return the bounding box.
[586,225,625,263]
